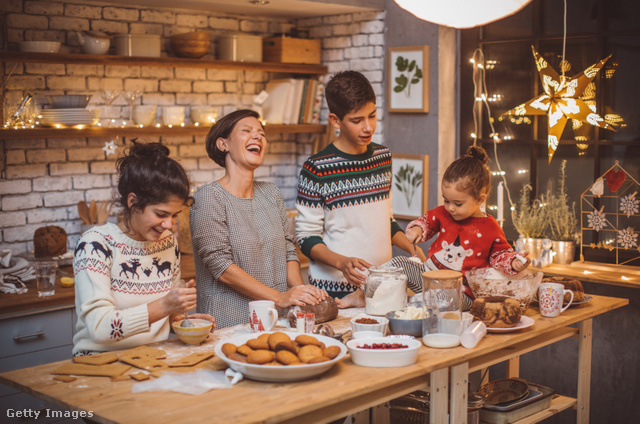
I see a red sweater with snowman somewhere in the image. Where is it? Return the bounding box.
[408,205,519,298]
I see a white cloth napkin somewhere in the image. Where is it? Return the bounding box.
[0,250,36,282]
[0,274,29,294]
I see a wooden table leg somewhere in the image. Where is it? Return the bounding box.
[450,362,469,424]
[577,319,592,424]
[430,367,449,424]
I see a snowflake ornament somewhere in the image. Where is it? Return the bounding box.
[103,140,117,156]
[617,227,638,250]
[620,193,639,218]
[587,208,607,232]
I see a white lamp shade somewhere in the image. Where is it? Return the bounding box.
[394,0,534,29]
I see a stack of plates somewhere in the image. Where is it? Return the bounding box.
[39,108,100,127]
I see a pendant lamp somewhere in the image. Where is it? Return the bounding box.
[394,0,534,29]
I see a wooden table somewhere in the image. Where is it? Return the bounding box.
[0,295,627,424]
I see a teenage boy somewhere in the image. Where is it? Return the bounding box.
[295,71,424,308]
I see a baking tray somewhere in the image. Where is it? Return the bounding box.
[479,383,555,424]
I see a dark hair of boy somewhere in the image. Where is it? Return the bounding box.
[325,70,376,120]
[205,109,261,168]
[116,140,191,227]
[442,145,492,201]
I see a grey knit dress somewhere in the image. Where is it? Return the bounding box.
[190,180,298,329]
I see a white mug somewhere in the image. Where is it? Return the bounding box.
[249,300,278,332]
[538,282,573,317]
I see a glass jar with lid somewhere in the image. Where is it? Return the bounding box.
[364,265,408,316]
[421,269,463,348]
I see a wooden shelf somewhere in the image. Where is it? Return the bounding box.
[0,124,326,140]
[509,395,577,424]
[0,51,328,75]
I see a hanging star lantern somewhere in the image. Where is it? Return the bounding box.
[501,46,617,163]
[103,140,117,156]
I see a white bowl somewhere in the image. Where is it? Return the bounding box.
[352,330,384,339]
[133,105,157,126]
[190,106,218,124]
[346,337,421,367]
[19,41,61,53]
[214,331,347,382]
[162,106,185,126]
[171,319,213,345]
[350,315,389,335]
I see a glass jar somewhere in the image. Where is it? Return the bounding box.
[421,269,463,348]
[364,265,408,316]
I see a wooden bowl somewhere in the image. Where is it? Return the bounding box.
[170,31,210,58]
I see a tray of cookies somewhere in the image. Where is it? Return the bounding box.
[214,331,347,382]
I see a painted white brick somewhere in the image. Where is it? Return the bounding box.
[327,61,350,74]
[0,179,30,195]
[72,174,112,189]
[142,93,176,106]
[239,20,268,33]
[160,80,192,93]
[43,191,84,207]
[47,76,87,90]
[26,149,66,164]
[374,46,384,57]
[208,17,238,31]
[141,9,174,24]
[206,69,237,81]
[225,81,238,93]
[187,170,216,186]
[177,158,198,170]
[333,23,361,36]
[351,59,383,72]
[323,36,351,49]
[85,188,113,201]
[47,139,87,149]
[369,33,384,46]
[105,66,141,78]
[360,20,385,34]
[6,150,25,165]
[33,176,73,192]
[141,67,174,79]
[324,15,352,25]
[197,158,217,171]
[353,11,386,22]
[351,34,369,47]
[176,13,208,27]
[26,207,68,224]
[362,70,384,83]
[67,148,105,162]
[87,77,124,91]
[3,223,44,242]
[193,81,224,93]
[25,63,66,75]
[244,71,267,83]
[177,93,207,106]
[64,3,102,19]
[91,21,128,34]
[104,6,139,21]
[296,17,323,27]
[344,46,374,60]
[125,78,158,92]
[5,75,46,90]
[309,26,332,38]
[175,68,207,81]
[322,49,344,62]
[178,144,207,158]
[50,16,89,31]
[160,135,193,146]
[7,13,48,28]
[0,211,26,228]
[269,142,297,154]
[2,193,42,211]
[5,164,48,179]
[65,64,103,76]
[50,162,89,176]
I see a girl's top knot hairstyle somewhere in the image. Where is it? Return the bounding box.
[205,109,261,168]
[116,140,191,225]
[443,145,491,200]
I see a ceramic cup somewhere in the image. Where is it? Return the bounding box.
[248,300,278,332]
[538,282,573,317]
[34,260,57,297]
[460,321,487,349]
[161,106,185,126]
[133,105,157,126]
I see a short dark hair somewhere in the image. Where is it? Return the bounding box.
[443,145,492,200]
[116,141,191,226]
[205,109,261,167]
[325,71,376,120]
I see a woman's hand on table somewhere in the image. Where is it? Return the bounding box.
[275,285,328,309]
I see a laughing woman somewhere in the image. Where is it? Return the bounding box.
[190,109,327,329]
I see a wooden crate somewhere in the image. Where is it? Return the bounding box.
[263,37,321,64]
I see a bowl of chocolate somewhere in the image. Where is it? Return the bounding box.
[350,315,389,335]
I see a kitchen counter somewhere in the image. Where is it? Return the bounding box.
[0,294,628,424]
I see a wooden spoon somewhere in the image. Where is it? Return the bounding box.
[89,200,97,224]
[77,201,91,225]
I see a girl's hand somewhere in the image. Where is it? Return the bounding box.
[405,227,423,244]
[512,252,530,272]
[164,279,197,314]
[276,285,328,309]
[336,256,371,288]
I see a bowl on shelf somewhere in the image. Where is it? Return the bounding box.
[350,315,389,335]
[466,268,543,313]
[133,105,157,126]
[170,31,211,58]
[190,106,218,124]
[346,336,421,367]
[46,94,92,109]
[19,41,61,53]
[171,318,213,345]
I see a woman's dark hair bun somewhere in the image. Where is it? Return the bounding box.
[466,145,489,165]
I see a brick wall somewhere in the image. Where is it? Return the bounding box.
[0,0,385,255]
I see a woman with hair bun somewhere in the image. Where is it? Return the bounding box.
[387,145,531,310]
[72,141,215,356]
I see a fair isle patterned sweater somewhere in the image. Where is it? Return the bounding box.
[72,223,180,355]
[296,142,402,298]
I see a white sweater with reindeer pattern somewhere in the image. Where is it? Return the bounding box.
[72,223,180,355]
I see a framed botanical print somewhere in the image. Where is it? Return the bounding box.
[392,154,429,220]
[388,45,429,113]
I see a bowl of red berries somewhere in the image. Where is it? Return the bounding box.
[346,337,421,367]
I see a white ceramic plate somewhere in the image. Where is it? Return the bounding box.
[346,336,421,367]
[486,316,535,333]
[214,331,347,382]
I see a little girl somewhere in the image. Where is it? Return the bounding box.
[73,141,215,356]
[388,145,530,310]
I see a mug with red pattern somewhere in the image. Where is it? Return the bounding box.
[249,300,278,332]
[538,282,573,317]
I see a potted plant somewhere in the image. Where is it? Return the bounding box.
[542,160,578,264]
[511,183,548,260]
